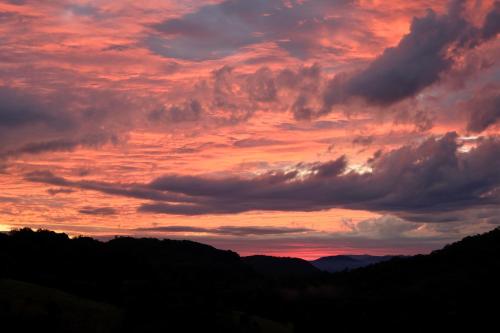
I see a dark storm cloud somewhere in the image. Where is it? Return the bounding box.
[233,138,285,148]
[352,135,374,146]
[0,133,117,160]
[146,0,355,60]
[481,1,500,40]
[277,63,325,120]
[466,87,500,133]
[67,4,102,18]
[78,206,117,216]
[308,157,346,178]
[320,0,500,115]
[0,87,72,130]
[25,170,194,203]
[0,86,81,160]
[276,120,349,132]
[138,202,218,215]
[148,99,203,124]
[245,67,278,103]
[162,63,327,126]
[47,188,75,196]
[0,84,136,163]
[25,132,500,221]
[170,142,228,154]
[5,0,26,5]
[8,139,80,155]
[134,225,312,236]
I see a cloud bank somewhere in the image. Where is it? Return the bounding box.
[25,132,500,224]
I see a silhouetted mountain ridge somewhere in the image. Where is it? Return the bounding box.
[243,255,320,277]
[311,254,397,272]
[1,227,500,332]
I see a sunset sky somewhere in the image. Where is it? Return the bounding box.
[1,0,499,259]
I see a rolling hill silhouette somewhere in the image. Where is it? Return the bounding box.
[310,254,396,272]
[1,227,500,332]
[243,255,320,277]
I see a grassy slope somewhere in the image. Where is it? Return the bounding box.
[0,279,122,333]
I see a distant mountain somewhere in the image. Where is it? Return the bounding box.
[243,255,320,277]
[310,254,396,272]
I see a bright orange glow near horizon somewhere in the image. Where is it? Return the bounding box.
[0,0,499,258]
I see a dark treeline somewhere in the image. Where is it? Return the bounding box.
[1,227,500,332]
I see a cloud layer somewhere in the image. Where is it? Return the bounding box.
[25,132,500,224]
[1,0,499,257]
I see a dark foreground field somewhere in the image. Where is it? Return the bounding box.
[1,227,499,332]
